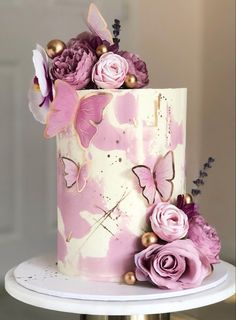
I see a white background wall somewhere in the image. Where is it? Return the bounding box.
[0,0,235,319]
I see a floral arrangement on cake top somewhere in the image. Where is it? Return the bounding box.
[123,156,221,289]
[28,3,149,126]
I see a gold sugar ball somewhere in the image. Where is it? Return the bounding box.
[123,271,136,285]
[184,193,193,204]
[96,44,108,56]
[124,74,137,88]
[46,39,66,59]
[141,232,158,248]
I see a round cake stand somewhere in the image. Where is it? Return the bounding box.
[4,256,236,320]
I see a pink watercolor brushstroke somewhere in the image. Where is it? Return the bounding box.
[77,227,139,280]
[57,157,105,240]
[57,231,67,262]
[91,114,139,164]
[114,92,138,125]
[170,116,183,150]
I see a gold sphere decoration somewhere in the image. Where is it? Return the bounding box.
[46,39,66,59]
[184,193,193,204]
[141,232,158,248]
[96,44,108,56]
[123,271,136,285]
[124,74,137,88]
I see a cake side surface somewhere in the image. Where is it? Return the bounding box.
[57,88,187,281]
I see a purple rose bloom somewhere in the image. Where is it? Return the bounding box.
[51,43,97,90]
[119,51,149,88]
[176,194,199,219]
[188,215,221,264]
[68,32,118,53]
[135,239,211,290]
[67,32,94,48]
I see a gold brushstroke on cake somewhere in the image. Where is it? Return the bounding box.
[78,193,128,249]
[154,94,161,127]
[66,231,72,242]
[92,217,117,238]
[132,118,138,127]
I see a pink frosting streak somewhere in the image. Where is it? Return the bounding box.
[57,231,67,261]
[57,157,105,240]
[78,227,139,281]
[115,92,138,124]
[170,115,184,150]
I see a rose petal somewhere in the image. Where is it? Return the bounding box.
[134,239,211,290]
[150,203,189,242]
[32,44,49,97]
[28,80,49,124]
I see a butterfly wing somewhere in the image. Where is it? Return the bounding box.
[153,151,175,201]
[45,80,78,138]
[87,3,113,43]
[75,93,112,148]
[76,164,89,192]
[61,157,79,188]
[132,166,156,204]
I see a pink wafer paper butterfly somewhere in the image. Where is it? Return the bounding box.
[45,80,112,148]
[61,157,88,192]
[87,3,113,44]
[132,151,175,204]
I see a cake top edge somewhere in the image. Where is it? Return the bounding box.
[74,88,187,93]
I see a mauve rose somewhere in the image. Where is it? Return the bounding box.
[188,215,221,264]
[68,32,119,53]
[67,32,94,49]
[92,52,128,89]
[119,51,149,88]
[150,202,189,242]
[135,239,211,290]
[51,44,97,90]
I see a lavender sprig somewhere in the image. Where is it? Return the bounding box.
[191,157,215,197]
[112,19,121,44]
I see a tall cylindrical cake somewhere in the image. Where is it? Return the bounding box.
[28,3,220,290]
[57,88,187,281]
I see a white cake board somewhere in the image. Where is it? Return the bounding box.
[13,254,228,302]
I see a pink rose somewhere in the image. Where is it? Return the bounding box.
[188,215,221,264]
[150,203,189,242]
[119,51,149,88]
[92,52,128,89]
[135,239,211,290]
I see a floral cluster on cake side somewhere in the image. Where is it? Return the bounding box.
[123,156,221,289]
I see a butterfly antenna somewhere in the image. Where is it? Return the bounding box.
[112,19,121,44]
[191,156,215,198]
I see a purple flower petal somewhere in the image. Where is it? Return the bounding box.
[28,79,49,124]
[187,215,221,264]
[32,44,50,97]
